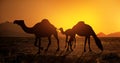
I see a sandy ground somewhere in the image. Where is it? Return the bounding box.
[0,37,120,63]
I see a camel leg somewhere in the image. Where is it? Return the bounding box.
[84,37,87,52]
[37,38,41,54]
[45,36,51,52]
[74,35,76,48]
[69,36,74,51]
[65,35,68,48]
[34,37,38,47]
[39,38,44,50]
[67,41,70,51]
[70,40,73,51]
[88,36,92,51]
[54,33,60,51]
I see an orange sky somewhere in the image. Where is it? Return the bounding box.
[0,0,120,34]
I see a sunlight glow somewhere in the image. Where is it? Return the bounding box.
[1,0,120,34]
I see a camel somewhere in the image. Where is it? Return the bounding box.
[14,19,60,54]
[68,21,103,52]
[59,28,76,48]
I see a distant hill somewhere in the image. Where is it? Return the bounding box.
[107,32,120,37]
[0,22,33,37]
[97,32,120,37]
[97,32,106,37]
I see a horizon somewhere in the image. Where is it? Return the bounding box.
[1,0,120,34]
[1,21,120,37]
[1,21,120,35]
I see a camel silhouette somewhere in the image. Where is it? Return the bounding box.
[14,19,60,54]
[59,28,76,48]
[68,21,103,52]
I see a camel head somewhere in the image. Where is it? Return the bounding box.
[14,20,24,25]
[59,28,63,31]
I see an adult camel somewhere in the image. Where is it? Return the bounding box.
[14,19,60,54]
[68,21,103,52]
[59,28,76,48]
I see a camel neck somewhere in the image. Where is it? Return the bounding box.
[19,23,34,34]
[60,29,65,34]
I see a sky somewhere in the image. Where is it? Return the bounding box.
[0,0,120,34]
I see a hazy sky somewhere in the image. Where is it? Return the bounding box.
[0,0,120,34]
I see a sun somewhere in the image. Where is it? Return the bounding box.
[44,7,99,32]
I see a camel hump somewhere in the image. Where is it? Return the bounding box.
[72,21,86,30]
[33,19,57,32]
[72,21,94,34]
[73,21,93,29]
[40,19,50,25]
[40,19,57,29]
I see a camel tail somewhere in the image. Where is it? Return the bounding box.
[92,33,103,51]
